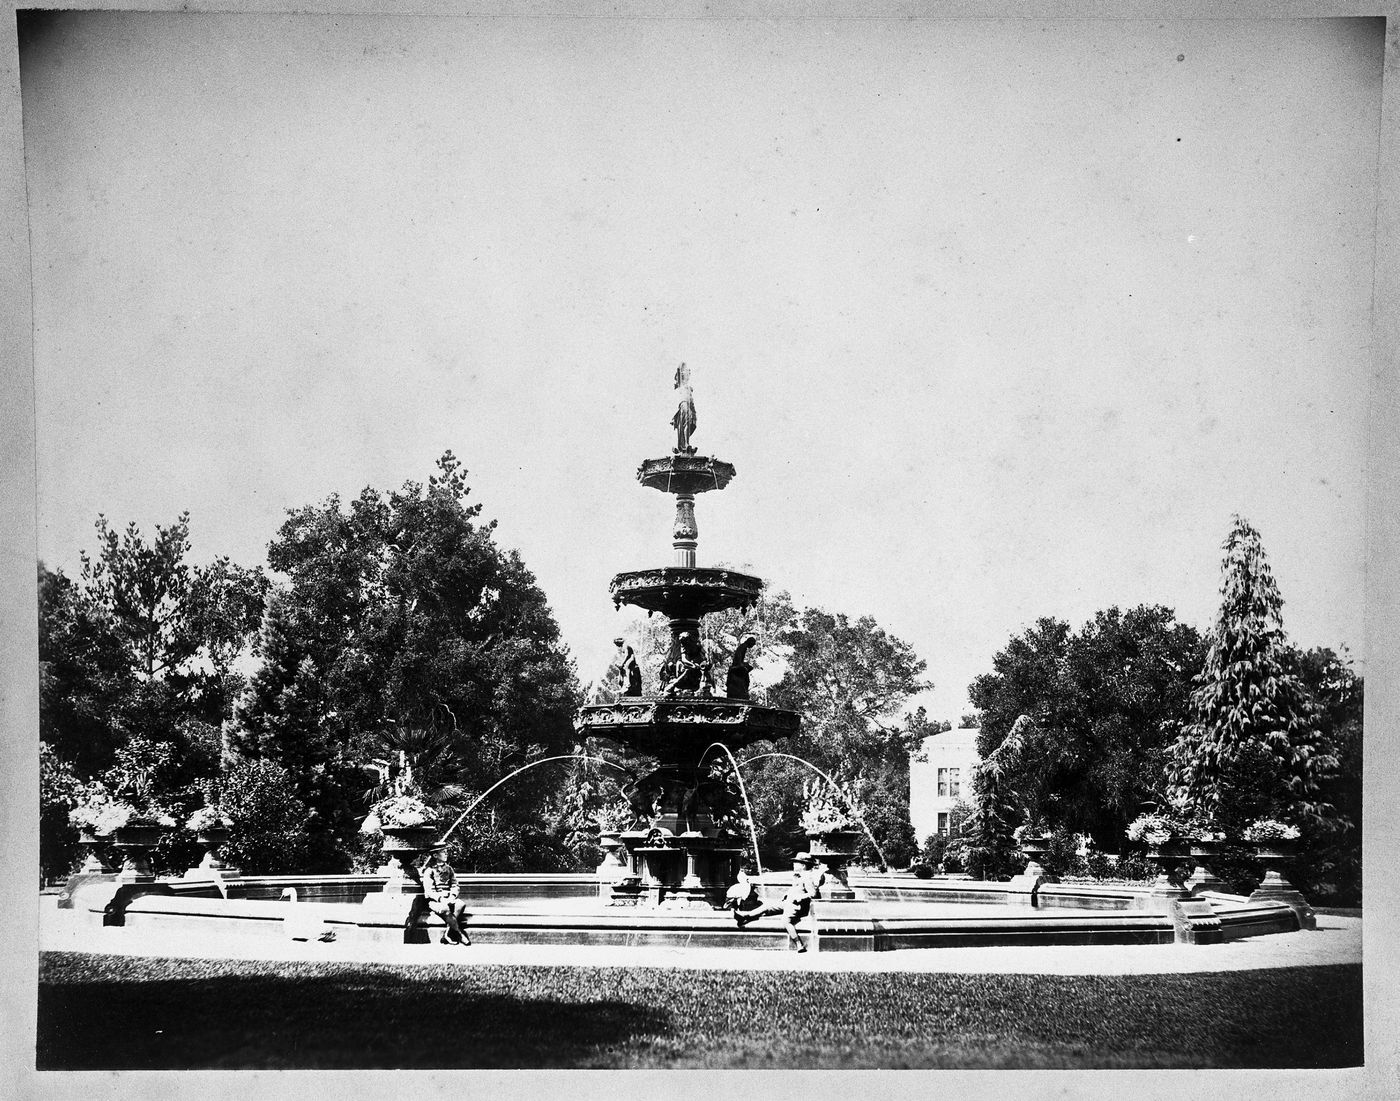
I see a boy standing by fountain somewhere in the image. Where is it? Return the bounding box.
[422,842,471,946]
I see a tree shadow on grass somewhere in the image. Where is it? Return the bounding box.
[38,955,673,1069]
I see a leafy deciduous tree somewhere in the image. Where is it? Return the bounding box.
[742,608,930,868]
[970,606,1203,849]
[232,452,582,868]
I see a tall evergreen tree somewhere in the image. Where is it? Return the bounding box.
[954,715,1031,880]
[1166,516,1335,830]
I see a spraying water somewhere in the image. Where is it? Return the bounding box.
[698,742,766,879]
[741,751,891,869]
[438,754,631,844]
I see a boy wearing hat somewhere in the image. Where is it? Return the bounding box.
[422,842,471,946]
[735,852,824,952]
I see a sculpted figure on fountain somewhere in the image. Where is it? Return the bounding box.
[671,362,697,454]
[613,637,642,697]
[661,631,706,696]
[725,635,758,700]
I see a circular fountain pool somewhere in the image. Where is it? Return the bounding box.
[62,870,1309,954]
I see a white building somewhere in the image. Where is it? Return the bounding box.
[908,726,981,844]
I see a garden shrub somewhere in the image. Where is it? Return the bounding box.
[219,759,319,874]
[40,744,82,884]
[455,820,578,873]
[1112,852,1154,882]
[1083,849,1114,879]
[1040,828,1086,878]
[920,832,948,869]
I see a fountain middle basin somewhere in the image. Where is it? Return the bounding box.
[64,871,1308,953]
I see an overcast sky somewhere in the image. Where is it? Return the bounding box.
[20,13,1383,720]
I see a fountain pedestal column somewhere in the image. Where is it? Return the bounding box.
[673,493,697,567]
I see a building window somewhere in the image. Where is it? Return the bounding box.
[937,812,950,836]
[937,767,961,798]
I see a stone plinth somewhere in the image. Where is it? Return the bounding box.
[1171,897,1224,944]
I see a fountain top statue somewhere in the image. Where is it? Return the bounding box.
[638,364,735,502]
[672,362,697,454]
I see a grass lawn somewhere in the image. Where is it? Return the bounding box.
[37,952,1362,1070]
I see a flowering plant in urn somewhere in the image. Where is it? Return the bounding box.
[186,806,233,833]
[69,784,128,836]
[361,794,435,833]
[1125,811,1191,848]
[798,778,861,835]
[70,782,175,834]
[1242,818,1300,843]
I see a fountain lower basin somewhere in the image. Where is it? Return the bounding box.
[61,872,1308,953]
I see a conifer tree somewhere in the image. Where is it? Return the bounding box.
[1166,516,1335,830]
[953,714,1032,880]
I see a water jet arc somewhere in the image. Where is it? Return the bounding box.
[438,754,631,844]
[699,742,765,879]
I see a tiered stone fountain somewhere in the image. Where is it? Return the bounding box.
[56,364,1318,950]
[575,365,800,908]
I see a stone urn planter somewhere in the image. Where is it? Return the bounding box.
[1251,837,1298,863]
[57,829,120,909]
[186,825,241,880]
[1018,833,1053,877]
[378,825,439,894]
[111,821,167,882]
[1006,832,1055,901]
[1184,837,1226,894]
[1246,837,1314,929]
[807,829,862,901]
[596,830,629,897]
[197,824,229,855]
[1145,840,1193,895]
[808,829,862,857]
[76,829,116,874]
[1250,837,1299,888]
[603,829,646,906]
